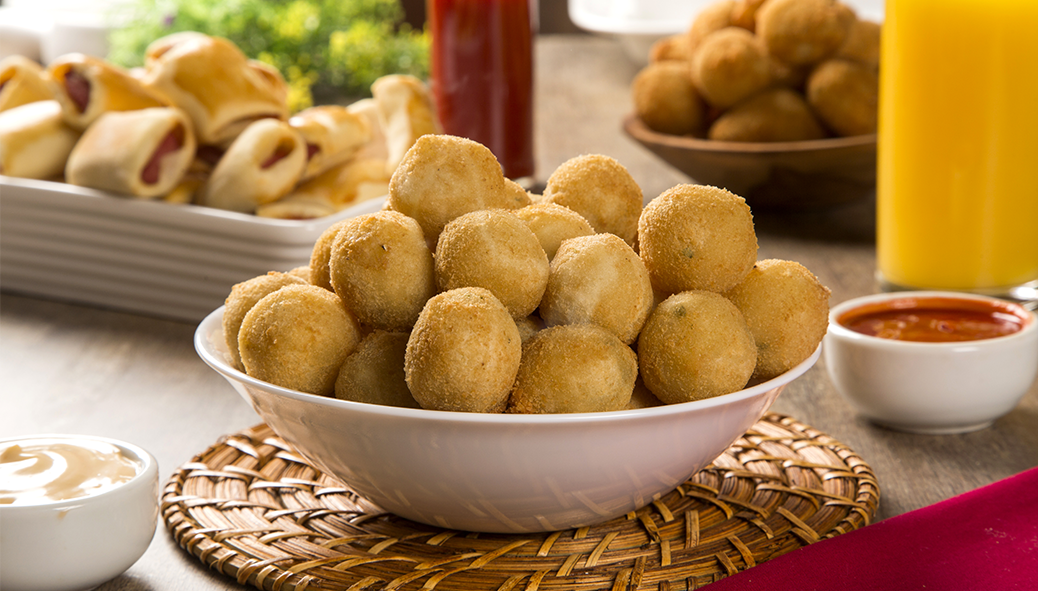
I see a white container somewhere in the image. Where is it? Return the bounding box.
[195,305,820,533]
[824,291,1038,434]
[0,435,159,591]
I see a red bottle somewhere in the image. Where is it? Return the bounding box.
[427,0,536,181]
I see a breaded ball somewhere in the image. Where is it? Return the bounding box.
[542,154,642,246]
[287,265,310,282]
[836,19,881,70]
[503,177,534,209]
[756,0,855,66]
[540,233,654,345]
[514,202,594,261]
[334,330,419,408]
[650,34,693,63]
[690,27,773,109]
[724,259,830,381]
[386,134,517,243]
[708,87,827,142]
[508,325,637,414]
[627,378,665,409]
[637,291,757,403]
[239,284,361,396]
[328,210,436,330]
[223,271,307,370]
[638,184,757,294]
[309,219,350,290]
[730,0,768,32]
[435,209,550,319]
[405,287,522,413]
[806,59,878,137]
[632,61,707,136]
[688,0,735,52]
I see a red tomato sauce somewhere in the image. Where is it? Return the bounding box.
[428,0,535,180]
[838,296,1030,343]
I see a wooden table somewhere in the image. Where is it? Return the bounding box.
[2,36,1036,591]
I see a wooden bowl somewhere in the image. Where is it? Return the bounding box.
[623,114,877,210]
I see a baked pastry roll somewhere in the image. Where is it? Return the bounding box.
[65,107,197,198]
[255,192,338,220]
[0,100,80,179]
[371,74,442,175]
[0,55,54,112]
[200,118,307,213]
[347,98,389,161]
[141,34,289,146]
[289,105,371,181]
[48,54,168,130]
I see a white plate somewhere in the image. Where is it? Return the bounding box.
[0,176,386,322]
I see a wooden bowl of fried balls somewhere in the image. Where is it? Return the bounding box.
[626,0,879,209]
[220,133,831,415]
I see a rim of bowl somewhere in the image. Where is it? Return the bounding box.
[196,306,820,425]
[827,290,1038,348]
[622,113,877,154]
[0,434,156,511]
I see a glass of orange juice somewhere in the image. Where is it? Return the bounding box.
[877,0,1038,308]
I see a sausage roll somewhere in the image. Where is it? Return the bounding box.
[141,34,289,146]
[346,98,389,161]
[289,105,371,181]
[65,107,197,198]
[48,54,168,130]
[371,74,442,175]
[0,55,54,112]
[200,118,307,213]
[0,100,80,179]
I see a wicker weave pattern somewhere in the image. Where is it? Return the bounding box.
[162,413,879,590]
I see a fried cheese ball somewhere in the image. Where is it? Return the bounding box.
[725,259,831,381]
[223,271,307,370]
[638,184,757,295]
[515,314,545,344]
[239,284,361,396]
[334,330,419,408]
[806,59,878,137]
[508,325,637,414]
[730,0,768,32]
[688,0,736,53]
[435,209,550,319]
[708,87,827,142]
[650,34,693,63]
[328,210,436,330]
[542,154,642,246]
[405,287,522,413]
[309,219,350,291]
[632,61,707,136]
[386,134,518,243]
[691,27,773,110]
[627,378,665,409]
[836,19,881,70]
[539,233,654,345]
[756,0,855,66]
[514,202,594,261]
[637,291,757,403]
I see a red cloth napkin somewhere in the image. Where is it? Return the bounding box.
[707,466,1038,590]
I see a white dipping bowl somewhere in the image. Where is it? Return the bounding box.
[0,435,159,591]
[824,291,1038,434]
[195,306,819,533]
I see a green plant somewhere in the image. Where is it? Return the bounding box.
[107,0,428,111]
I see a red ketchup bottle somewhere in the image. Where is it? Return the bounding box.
[427,0,537,182]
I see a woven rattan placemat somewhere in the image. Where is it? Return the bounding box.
[163,413,879,590]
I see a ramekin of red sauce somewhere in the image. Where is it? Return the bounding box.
[824,292,1038,434]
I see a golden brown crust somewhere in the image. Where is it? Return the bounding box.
[0,100,79,179]
[48,54,169,130]
[222,272,308,370]
[371,74,442,175]
[806,58,878,137]
[637,290,757,403]
[404,287,522,413]
[507,324,637,414]
[289,105,372,180]
[690,27,773,109]
[0,55,55,112]
[708,87,827,141]
[756,0,855,66]
[514,202,595,261]
[632,61,707,136]
[335,330,419,408]
[542,154,643,246]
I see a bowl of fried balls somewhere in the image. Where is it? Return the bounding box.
[195,133,830,534]
[626,0,879,209]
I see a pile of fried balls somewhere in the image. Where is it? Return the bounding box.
[222,134,831,414]
[633,0,880,141]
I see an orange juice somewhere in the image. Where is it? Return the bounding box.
[877,0,1038,293]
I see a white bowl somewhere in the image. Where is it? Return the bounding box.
[195,306,819,533]
[0,434,159,591]
[824,291,1038,434]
